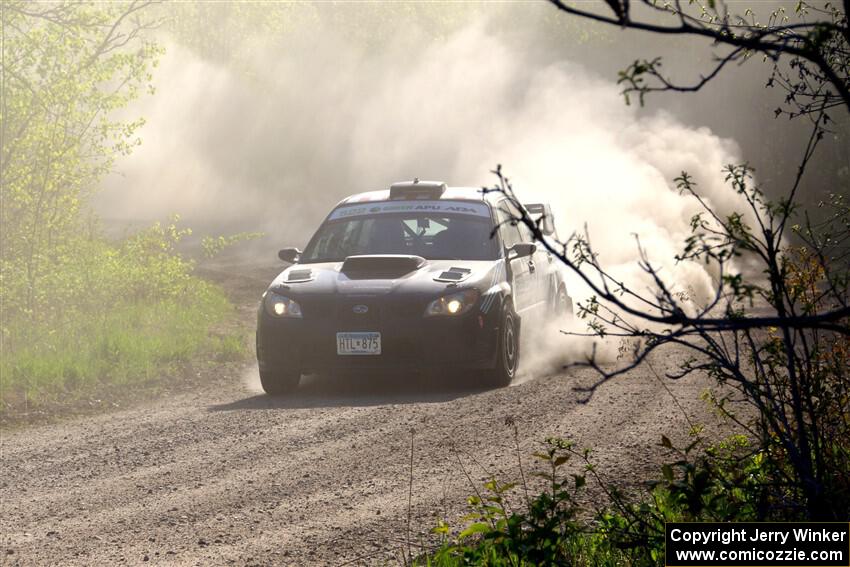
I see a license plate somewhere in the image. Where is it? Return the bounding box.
[336,332,381,355]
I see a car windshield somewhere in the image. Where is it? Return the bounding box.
[301,202,499,262]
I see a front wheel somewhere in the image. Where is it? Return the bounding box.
[482,304,519,388]
[259,367,301,395]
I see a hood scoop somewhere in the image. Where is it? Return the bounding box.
[285,268,314,283]
[434,266,473,283]
[341,255,426,279]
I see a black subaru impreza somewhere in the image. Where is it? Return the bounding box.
[256,180,572,394]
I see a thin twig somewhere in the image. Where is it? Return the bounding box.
[406,428,415,566]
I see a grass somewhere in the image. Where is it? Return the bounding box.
[409,430,794,566]
[0,220,248,419]
[0,282,245,416]
[418,531,633,566]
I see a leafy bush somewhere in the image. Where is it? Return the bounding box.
[589,434,773,565]
[0,218,244,414]
[426,438,624,566]
[0,3,247,418]
[425,433,788,567]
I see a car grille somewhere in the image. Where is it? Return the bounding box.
[299,297,426,324]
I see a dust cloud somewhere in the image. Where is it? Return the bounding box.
[98,13,755,371]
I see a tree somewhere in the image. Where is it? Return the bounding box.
[491,0,849,519]
[0,1,163,327]
[549,0,848,120]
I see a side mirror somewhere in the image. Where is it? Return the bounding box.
[278,247,301,263]
[509,242,536,260]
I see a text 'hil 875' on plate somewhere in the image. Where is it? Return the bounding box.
[336,332,381,355]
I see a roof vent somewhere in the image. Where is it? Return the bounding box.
[389,179,447,200]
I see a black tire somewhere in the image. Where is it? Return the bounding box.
[259,367,301,395]
[483,303,520,388]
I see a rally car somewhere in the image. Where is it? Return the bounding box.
[256,180,573,394]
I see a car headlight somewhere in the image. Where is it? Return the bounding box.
[263,290,303,318]
[424,289,479,317]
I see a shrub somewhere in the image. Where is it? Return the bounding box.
[0,218,244,414]
[425,432,790,566]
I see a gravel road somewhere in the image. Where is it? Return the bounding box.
[1,261,726,566]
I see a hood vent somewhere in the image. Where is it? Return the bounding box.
[285,268,313,283]
[341,255,426,279]
[434,266,472,283]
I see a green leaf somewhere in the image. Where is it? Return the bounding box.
[430,521,450,535]
[573,474,586,490]
[458,522,491,539]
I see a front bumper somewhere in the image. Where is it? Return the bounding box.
[256,295,501,373]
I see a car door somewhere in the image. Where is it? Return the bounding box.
[495,201,536,314]
[515,217,549,310]
[522,202,562,308]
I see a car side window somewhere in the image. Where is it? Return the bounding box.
[495,202,523,249]
[516,219,535,244]
[503,201,536,244]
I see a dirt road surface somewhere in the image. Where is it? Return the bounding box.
[1,261,725,566]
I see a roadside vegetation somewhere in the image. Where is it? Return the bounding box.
[423,189,847,564]
[0,2,245,419]
[422,0,848,563]
[2,0,846,561]
[0,219,244,417]
[419,432,770,566]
